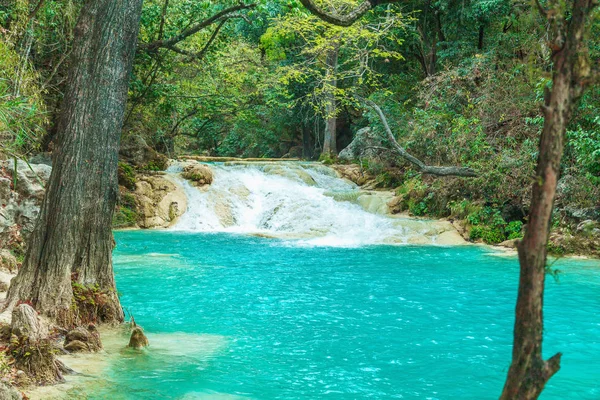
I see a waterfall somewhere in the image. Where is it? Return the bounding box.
[168,162,454,247]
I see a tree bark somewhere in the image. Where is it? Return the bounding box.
[500,1,595,398]
[323,43,339,156]
[6,0,144,326]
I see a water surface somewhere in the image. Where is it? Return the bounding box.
[78,231,600,399]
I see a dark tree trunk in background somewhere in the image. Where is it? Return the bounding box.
[478,25,485,50]
[302,123,312,159]
[500,1,595,398]
[322,43,339,156]
[6,0,144,326]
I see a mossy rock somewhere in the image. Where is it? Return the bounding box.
[182,164,213,185]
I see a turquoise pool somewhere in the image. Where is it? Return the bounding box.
[87,231,599,399]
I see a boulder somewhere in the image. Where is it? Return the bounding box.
[128,326,149,349]
[64,324,102,353]
[0,250,17,273]
[331,164,370,186]
[387,196,404,214]
[182,163,213,186]
[356,192,394,215]
[11,304,48,341]
[120,135,168,170]
[133,174,187,229]
[338,127,387,162]
[63,340,89,353]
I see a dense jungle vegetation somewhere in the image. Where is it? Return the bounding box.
[1,0,598,251]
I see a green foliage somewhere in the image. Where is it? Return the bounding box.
[0,38,47,159]
[118,162,137,190]
[113,205,138,228]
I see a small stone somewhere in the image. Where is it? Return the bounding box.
[64,340,89,353]
[64,324,102,352]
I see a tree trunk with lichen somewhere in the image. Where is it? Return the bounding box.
[322,43,339,156]
[500,1,595,398]
[6,0,144,326]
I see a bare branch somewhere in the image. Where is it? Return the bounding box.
[362,98,478,177]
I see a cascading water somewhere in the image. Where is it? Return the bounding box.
[167,161,454,246]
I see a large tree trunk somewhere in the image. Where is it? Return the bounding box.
[500,1,595,398]
[6,0,144,326]
[322,43,339,156]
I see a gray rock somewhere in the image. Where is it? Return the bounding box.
[0,161,51,248]
[338,127,387,162]
[11,304,48,341]
[64,324,102,353]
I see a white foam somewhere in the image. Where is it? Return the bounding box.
[170,163,437,247]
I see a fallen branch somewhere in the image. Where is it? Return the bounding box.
[362,98,478,177]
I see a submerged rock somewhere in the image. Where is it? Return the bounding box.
[128,327,149,349]
[262,165,317,186]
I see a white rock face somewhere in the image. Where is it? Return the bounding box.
[0,160,51,247]
[133,174,188,229]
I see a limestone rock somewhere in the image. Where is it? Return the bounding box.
[0,250,17,273]
[133,174,187,229]
[120,135,168,170]
[498,238,519,249]
[387,196,404,214]
[0,161,51,248]
[11,304,48,341]
[331,164,368,186]
[436,230,468,245]
[338,127,387,162]
[128,326,149,349]
[356,192,394,215]
[182,163,213,186]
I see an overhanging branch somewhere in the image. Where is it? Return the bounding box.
[299,0,400,26]
[139,3,255,52]
[362,98,478,178]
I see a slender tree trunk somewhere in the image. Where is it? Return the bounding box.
[478,24,485,50]
[500,1,595,398]
[6,0,144,326]
[302,123,312,159]
[323,43,339,156]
